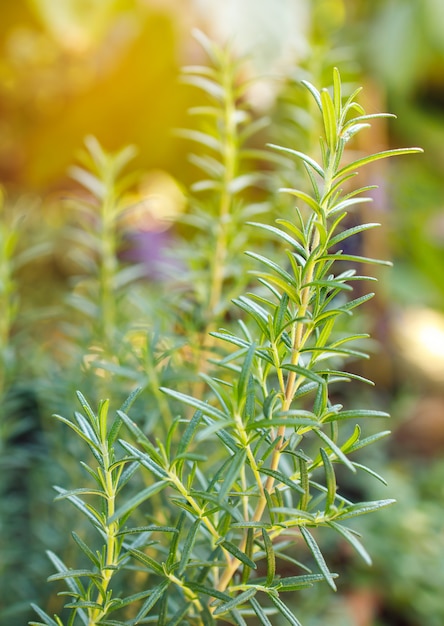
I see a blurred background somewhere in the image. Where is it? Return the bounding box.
[1,1,444,624]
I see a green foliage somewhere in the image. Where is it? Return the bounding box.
[29,36,421,626]
[0,189,19,400]
[65,136,140,349]
[0,191,55,623]
[173,29,271,378]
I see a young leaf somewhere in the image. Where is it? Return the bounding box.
[262,528,276,586]
[321,88,337,150]
[335,147,423,179]
[71,532,101,569]
[268,593,304,626]
[267,144,325,178]
[249,595,273,626]
[299,526,336,591]
[29,605,61,626]
[275,573,326,591]
[327,520,372,565]
[213,588,257,616]
[177,518,202,576]
[110,480,168,523]
[128,548,165,576]
[118,440,169,480]
[218,448,248,501]
[335,499,395,521]
[217,540,257,570]
[160,388,228,422]
[177,410,205,456]
[237,343,256,405]
[320,448,336,513]
[133,580,170,623]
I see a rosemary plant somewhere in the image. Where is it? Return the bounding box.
[31,66,421,626]
[174,30,270,376]
[63,136,141,356]
[0,191,52,621]
[44,136,151,417]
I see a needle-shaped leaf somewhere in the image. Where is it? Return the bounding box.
[241,528,255,585]
[46,552,88,624]
[258,467,304,494]
[268,593,304,626]
[321,88,337,150]
[53,487,103,528]
[268,144,324,178]
[217,540,257,570]
[246,416,318,431]
[335,147,423,179]
[333,67,342,119]
[213,588,257,616]
[280,188,323,216]
[116,410,163,463]
[181,74,225,100]
[174,129,221,152]
[29,604,61,626]
[71,532,100,569]
[314,428,355,472]
[347,430,391,453]
[69,165,105,200]
[110,480,168,523]
[218,448,247,501]
[301,79,323,112]
[328,521,372,565]
[54,414,101,453]
[237,342,256,405]
[262,528,276,586]
[320,448,336,513]
[324,408,390,422]
[128,548,165,576]
[329,222,380,247]
[248,221,307,257]
[75,391,98,423]
[177,410,204,457]
[177,519,202,576]
[249,595,273,626]
[118,440,168,480]
[335,499,395,521]
[160,388,228,422]
[299,526,336,591]
[133,580,170,622]
[275,573,326,591]
[246,251,298,288]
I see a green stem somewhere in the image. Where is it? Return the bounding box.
[89,438,119,624]
[197,61,238,378]
[216,146,339,596]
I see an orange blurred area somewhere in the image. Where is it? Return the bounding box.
[0,0,199,191]
[0,0,323,193]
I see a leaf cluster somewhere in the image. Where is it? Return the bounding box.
[31,42,422,626]
[174,30,271,328]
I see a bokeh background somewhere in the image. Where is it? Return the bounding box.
[1,1,444,625]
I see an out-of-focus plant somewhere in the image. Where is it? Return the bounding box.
[173,30,271,376]
[30,60,421,625]
[40,137,154,417]
[0,188,18,403]
[326,459,444,626]
[353,0,444,318]
[0,190,53,622]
